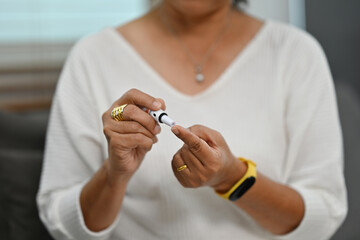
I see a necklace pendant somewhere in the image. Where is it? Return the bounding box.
[195,65,204,82]
[196,73,204,82]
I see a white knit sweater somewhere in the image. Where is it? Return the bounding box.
[37,21,347,240]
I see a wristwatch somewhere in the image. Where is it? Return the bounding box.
[216,158,257,201]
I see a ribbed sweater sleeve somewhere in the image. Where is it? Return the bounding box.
[36,43,117,240]
[270,32,347,240]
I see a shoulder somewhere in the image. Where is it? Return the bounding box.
[67,28,120,62]
[263,22,333,93]
[263,21,326,62]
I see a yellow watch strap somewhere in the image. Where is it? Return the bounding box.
[216,158,257,200]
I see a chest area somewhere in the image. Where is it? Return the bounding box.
[117,31,252,96]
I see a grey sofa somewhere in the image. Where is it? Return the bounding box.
[0,110,53,240]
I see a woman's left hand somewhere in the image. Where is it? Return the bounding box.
[171,125,247,192]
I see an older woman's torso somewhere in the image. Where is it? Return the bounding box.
[117,8,264,96]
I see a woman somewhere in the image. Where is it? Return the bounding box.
[37,0,347,239]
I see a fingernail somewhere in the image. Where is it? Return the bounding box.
[152,101,161,109]
[158,98,166,110]
[153,136,158,143]
[154,125,161,134]
[172,127,179,136]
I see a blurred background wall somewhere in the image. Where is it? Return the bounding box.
[0,0,358,239]
[0,0,149,110]
[305,1,360,239]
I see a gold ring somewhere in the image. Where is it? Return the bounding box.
[177,164,188,172]
[111,104,128,121]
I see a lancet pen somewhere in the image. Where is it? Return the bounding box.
[142,108,176,127]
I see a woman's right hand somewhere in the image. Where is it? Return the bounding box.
[102,88,165,185]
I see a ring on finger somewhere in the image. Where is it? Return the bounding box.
[177,164,188,172]
[111,104,128,121]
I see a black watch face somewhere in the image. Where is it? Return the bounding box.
[229,177,256,201]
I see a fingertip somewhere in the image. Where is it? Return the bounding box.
[172,125,190,138]
[171,126,179,136]
[154,124,161,134]
[156,98,166,110]
[152,100,162,109]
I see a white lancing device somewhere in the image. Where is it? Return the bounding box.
[142,108,176,127]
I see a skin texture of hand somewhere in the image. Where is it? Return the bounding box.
[102,88,166,184]
[80,89,166,231]
[171,124,247,192]
[171,124,305,235]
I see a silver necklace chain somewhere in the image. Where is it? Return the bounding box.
[159,7,233,83]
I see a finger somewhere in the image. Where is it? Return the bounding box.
[172,150,191,173]
[111,133,154,151]
[181,146,217,187]
[172,150,208,188]
[155,98,166,110]
[173,169,191,188]
[171,153,192,187]
[103,123,157,144]
[188,125,221,147]
[122,104,161,135]
[114,89,165,112]
[180,146,205,170]
[107,120,156,140]
[171,125,212,160]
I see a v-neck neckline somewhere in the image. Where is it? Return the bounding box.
[107,21,270,101]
